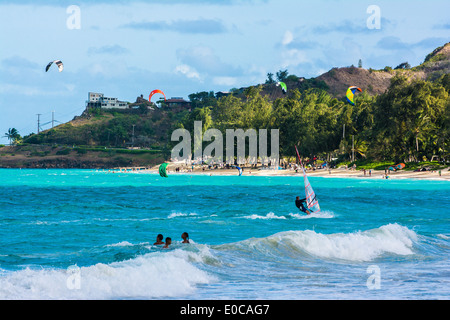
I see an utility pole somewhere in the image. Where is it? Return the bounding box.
[37,114,42,134]
[132,124,135,147]
[52,111,55,129]
[352,135,355,162]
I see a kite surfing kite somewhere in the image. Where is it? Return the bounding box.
[346,86,362,105]
[231,165,243,176]
[277,82,287,94]
[45,60,64,72]
[149,90,166,103]
[396,163,406,170]
[159,163,168,178]
[388,163,405,171]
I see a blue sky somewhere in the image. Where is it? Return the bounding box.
[0,0,449,144]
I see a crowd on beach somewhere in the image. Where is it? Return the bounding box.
[165,162,448,179]
[95,157,448,181]
[153,232,190,248]
[167,161,317,175]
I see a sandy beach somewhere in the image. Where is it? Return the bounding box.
[139,164,450,181]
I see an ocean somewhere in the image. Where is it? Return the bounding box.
[0,169,449,300]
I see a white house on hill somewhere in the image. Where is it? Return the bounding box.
[86,92,128,110]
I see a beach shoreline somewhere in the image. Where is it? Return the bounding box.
[133,164,450,181]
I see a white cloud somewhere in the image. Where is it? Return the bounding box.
[175,64,201,80]
[282,30,294,46]
[176,46,243,77]
[122,18,228,34]
[281,49,309,68]
[0,84,41,96]
[87,45,129,56]
[213,76,237,86]
[89,63,106,76]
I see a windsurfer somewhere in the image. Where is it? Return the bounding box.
[295,196,311,215]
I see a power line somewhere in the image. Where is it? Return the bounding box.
[13,107,85,137]
[40,111,64,129]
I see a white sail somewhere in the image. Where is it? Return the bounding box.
[302,167,320,212]
[295,146,321,213]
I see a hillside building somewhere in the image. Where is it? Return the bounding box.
[164,97,191,109]
[86,92,128,110]
[215,91,231,99]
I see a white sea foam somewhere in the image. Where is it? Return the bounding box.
[289,210,335,219]
[167,212,198,219]
[229,224,418,262]
[272,223,418,262]
[243,211,334,220]
[0,224,422,299]
[243,212,286,220]
[0,249,215,300]
[105,241,134,247]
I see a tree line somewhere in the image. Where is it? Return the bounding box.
[6,73,449,165]
[178,73,449,163]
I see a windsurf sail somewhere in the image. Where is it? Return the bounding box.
[295,146,321,213]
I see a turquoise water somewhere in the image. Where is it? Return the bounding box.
[0,169,449,299]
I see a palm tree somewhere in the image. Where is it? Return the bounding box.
[4,128,19,146]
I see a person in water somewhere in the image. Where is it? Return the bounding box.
[154,234,164,245]
[295,196,311,215]
[163,237,172,248]
[181,232,190,244]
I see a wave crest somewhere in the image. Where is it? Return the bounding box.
[243,211,335,220]
[221,224,418,262]
[0,248,215,300]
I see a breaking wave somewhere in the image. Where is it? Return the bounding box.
[0,247,216,300]
[0,224,419,299]
[218,223,418,262]
[243,211,335,220]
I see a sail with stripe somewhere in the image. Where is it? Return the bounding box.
[295,146,321,213]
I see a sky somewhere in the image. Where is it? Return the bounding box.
[0,0,449,144]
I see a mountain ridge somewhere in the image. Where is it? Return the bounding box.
[256,42,450,101]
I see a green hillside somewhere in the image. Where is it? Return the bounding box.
[1,43,449,169]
